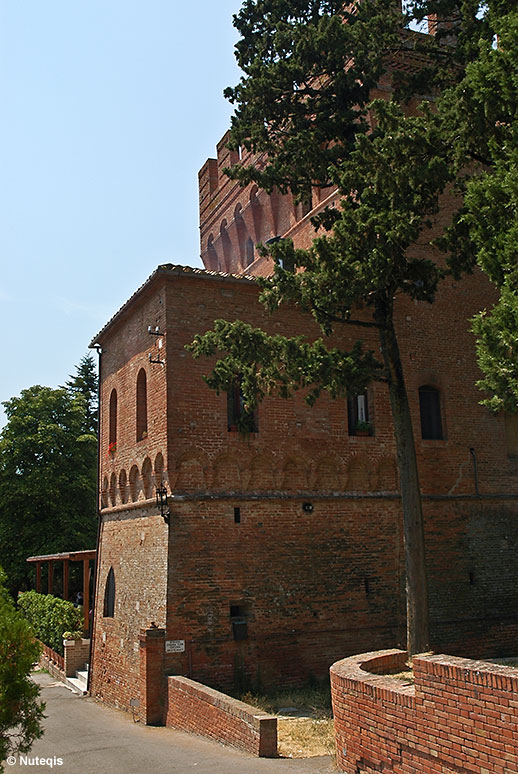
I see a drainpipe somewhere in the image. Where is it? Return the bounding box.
[469,447,480,497]
[87,344,103,693]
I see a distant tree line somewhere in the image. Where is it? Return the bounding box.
[0,354,98,597]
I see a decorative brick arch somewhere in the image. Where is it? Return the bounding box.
[313,453,343,491]
[141,457,153,499]
[219,219,232,273]
[109,472,117,507]
[101,476,109,509]
[173,448,209,492]
[129,464,140,502]
[206,233,219,271]
[375,455,398,492]
[154,452,165,487]
[345,453,374,491]
[212,451,248,491]
[119,468,128,504]
[249,185,263,242]
[248,453,276,490]
[280,454,310,491]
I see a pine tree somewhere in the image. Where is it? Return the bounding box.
[189,0,511,653]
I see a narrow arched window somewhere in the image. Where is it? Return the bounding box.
[109,389,117,449]
[419,386,443,440]
[103,568,115,618]
[136,368,148,441]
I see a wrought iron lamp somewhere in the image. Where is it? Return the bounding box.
[156,485,170,525]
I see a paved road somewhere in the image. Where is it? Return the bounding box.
[7,673,336,774]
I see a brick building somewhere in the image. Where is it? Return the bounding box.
[88,147,518,714]
[88,52,518,715]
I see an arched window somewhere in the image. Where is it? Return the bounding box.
[419,386,443,440]
[109,389,117,449]
[136,369,148,441]
[103,567,115,618]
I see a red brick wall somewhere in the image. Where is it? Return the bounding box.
[163,497,404,692]
[330,649,518,773]
[89,267,518,714]
[63,638,90,678]
[89,506,168,711]
[165,675,277,756]
[99,284,169,511]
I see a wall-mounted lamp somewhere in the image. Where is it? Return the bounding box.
[148,326,164,336]
[156,485,170,525]
[149,353,165,365]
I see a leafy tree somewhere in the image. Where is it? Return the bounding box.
[0,374,97,596]
[189,0,509,653]
[64,354,99,434]
[0,567,45,769]
[453,9,518,412]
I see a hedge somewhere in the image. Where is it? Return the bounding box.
[17,592,83,656]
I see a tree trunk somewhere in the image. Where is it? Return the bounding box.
[375,296,430,655]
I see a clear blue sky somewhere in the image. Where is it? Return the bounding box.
[0,0,243,427]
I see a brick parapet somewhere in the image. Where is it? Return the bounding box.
[139,627,165,725]
[165,675,277,757]
[331,650,518,773]
[63,638,90,678]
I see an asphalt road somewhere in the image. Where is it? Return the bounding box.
[7,673,336,774]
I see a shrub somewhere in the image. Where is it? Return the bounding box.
[18,592,83,656]
[0,568,45,766]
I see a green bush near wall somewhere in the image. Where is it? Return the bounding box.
[18,592,83,656]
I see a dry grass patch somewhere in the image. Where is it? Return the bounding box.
[240,681,335,758]
[277,717,335,758]
[386,664,414,684]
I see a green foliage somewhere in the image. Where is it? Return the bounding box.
[405,3,518,411]
[188,319,381,408]
[473,283,518,413]
[62,631,82,641]
[0,568,45,768]
[64,353,99,434]
[17,592,83,656]
[0,364,97,596]
[190,0,517,652]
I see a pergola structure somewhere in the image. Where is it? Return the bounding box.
[26,549,96,634]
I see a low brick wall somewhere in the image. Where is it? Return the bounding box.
[38,641,65,680]
[165,675,277,757]
[63,638,90,677]
[330,649,518,773]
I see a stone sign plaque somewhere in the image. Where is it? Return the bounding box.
[165,639,185,653]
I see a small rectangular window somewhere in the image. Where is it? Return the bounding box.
[229,604,248,641]
[234,507,241,523]
[419,386,443,440]
[227,379,258,433]
[348,393,370,435]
